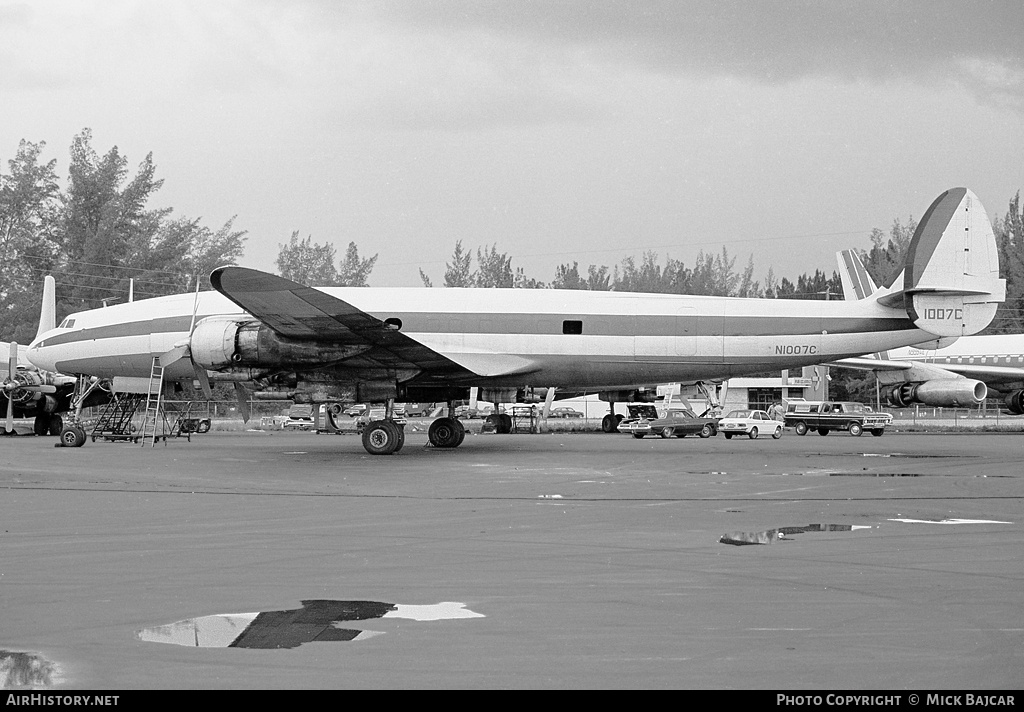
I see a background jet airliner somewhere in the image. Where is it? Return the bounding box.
[28,188,1005,455]
[835,249,1024,413]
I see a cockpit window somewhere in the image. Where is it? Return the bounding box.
[59,318,76,328]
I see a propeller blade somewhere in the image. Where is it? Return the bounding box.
[234,382,251,424]
[158,343,190,367]
[21,384,58,394]
[193,362,213,400]
[5,342,14,432]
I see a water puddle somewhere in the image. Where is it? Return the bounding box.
[720,523,871,546]
[137,599,484,648]
[1,651,62,688]
[889,518,1012,524]
[829,472,1009,478]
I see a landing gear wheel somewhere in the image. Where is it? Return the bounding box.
[772,426,783,439]
[428,417,464,448]
[817,428,829,436]
[60,426,87,448]
[601,414,624,433]
[49,414,63,436]
[33,414,48,436]
[362,421,401,455]
[748,427,758,440]
[498,413,512,434]
[699,424,714,439]
[794,422,808,436]
[848,423,863,436]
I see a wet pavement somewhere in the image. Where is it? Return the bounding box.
[1,428,1022,688]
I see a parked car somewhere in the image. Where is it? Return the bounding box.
[717,409,783,440]
[632,409,719,439]
[454,405,492,419]
[549,407,584,419]
[283,404,316,430]
[343,404,367,417]
[783,400,890,436]
[355,408,407,431]
[615,404,662,437]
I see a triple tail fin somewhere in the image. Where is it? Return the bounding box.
[874,188,1004,336]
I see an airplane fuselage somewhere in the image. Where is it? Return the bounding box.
[29,287,936,391]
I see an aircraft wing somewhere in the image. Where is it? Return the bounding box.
[832,356,1024,387]
[830,357,915,372]
[210,267,480,380]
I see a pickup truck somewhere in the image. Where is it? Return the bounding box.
[783,400,891,437]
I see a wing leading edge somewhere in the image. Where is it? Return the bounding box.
[209,266,478,381]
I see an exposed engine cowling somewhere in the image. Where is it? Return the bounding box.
[190,316,371,371]
[1004,390,1024,415]
[887,378,987,408]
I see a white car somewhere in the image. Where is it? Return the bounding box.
[717,409,782,440]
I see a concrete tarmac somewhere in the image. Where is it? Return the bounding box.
[1,427,1022,689]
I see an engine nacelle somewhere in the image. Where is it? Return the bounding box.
[887,378,987,408]
[1004,390,1024,415]
[190,316,370,370]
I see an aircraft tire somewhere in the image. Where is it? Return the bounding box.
[498,414,512,434]
[817,428,829,436]
[49,414,63,436]
[428,417,462,448]
[60,426,86,448]
[33,415,49,436]
[362,421,400,455]
[389,420,406,452]
[601,414,616,433]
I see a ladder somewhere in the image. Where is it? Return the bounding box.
[139,357,168,447]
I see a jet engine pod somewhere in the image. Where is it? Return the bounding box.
[887,378,986,408]
[1004,390,1024,415]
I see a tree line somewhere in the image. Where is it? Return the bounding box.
[4,131,1023,347]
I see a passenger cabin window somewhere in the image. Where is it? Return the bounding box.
[562,320,583,335]
[384,317,402,330]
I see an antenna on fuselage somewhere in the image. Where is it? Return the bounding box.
[129,278,134,303]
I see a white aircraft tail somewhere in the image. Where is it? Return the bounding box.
[874,188,1004,337]
[35,276,56,341]
[836,249,879,301]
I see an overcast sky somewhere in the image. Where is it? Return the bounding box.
[2,0,1023,288]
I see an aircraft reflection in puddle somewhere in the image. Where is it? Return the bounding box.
[137,599,484,649]
[1,650,61,688]
[719,523,872,546]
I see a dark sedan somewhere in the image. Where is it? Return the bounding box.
[619,409,719,439]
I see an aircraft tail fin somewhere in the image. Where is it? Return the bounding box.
[35,276,56,341]
[874,188,1004,336]
[837,249,879,301]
